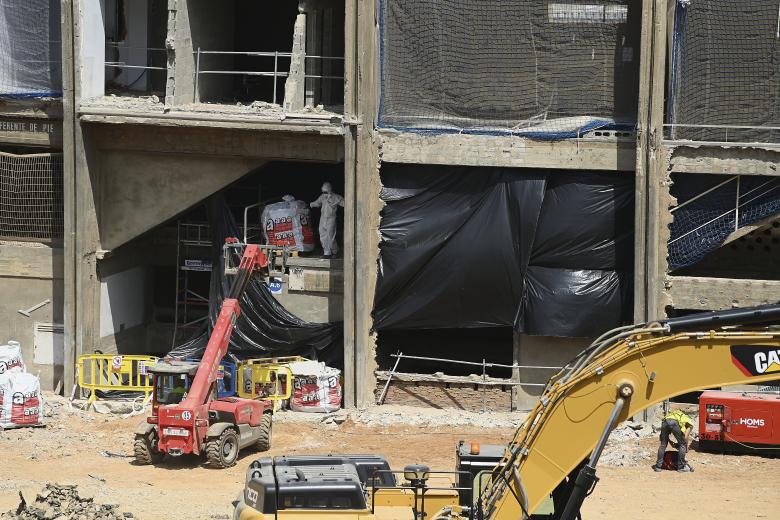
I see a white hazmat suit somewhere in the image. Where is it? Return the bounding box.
[310,182,344,257]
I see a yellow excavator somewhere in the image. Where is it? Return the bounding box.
[232,304,780,520]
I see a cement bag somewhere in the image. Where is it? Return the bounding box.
[0,372,44,428]
[261,195,315,252]
[0,341,26,374]
[289,361,341,413]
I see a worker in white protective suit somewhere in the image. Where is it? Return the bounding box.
[310,182,344,258]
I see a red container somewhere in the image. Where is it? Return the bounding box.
[699,390,780,453]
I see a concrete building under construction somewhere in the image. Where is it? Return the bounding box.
[1,0,779,410]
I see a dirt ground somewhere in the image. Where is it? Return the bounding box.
[1,395,778,519]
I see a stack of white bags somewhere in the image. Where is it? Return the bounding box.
[0,340,43,428]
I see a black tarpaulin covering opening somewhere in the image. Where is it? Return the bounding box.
[169,195,343,366]
[374,166,633,338]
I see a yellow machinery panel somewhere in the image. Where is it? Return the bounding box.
[237,358,295,411]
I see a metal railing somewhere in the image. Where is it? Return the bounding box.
[669,175,780,245]
[193,48,344,105]
[369,469,471,519]
[104,43,168,72]
[377,351,567,410]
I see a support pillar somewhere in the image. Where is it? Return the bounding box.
[304,7,322,107]
[284,8,307,112]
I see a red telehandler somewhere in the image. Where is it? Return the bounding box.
[134,241,273,468]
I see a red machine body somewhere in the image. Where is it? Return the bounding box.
[146,244,272,461]
[698,390,780,453]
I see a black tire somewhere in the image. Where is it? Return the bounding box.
[206,428,240,468]
[133,431,163,465]
[256,414,273,452]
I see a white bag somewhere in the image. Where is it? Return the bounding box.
[261,196,315,252]
[0,372,44,428]
[289,361,342,413]
[0,340,26,374]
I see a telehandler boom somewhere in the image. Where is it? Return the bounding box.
[136,242,274,468]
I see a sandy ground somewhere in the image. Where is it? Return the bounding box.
[1,395,778,519]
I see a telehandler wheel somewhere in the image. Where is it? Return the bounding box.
[256,413,273,452]
[206,428,239,468]
[133,432,163,465]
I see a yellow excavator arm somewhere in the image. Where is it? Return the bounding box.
[233,304,780,520]
[479,304,780,520]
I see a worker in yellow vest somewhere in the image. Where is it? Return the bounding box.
[654,409,694,472]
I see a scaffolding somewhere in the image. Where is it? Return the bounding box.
[171,221,212,349]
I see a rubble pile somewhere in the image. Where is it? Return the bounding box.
[2,484,133,520]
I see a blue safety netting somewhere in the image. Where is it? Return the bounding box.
[378,0,640,140]
[668,174,780,270]
[668,0,780,143]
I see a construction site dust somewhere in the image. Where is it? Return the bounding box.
[3,0,780,519]
[1,394,778,520]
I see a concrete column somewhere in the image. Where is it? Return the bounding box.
[62,0,77,394]
[320,7,334,105]
[164,0,177,106]
[305,8,322,107]
[632,0,656,324]
[75,127,102,362]
[511,334,591,411]
[79,0,107,99]
[283,10,307,112]
[646,0,672,322]
[340,0,380,408]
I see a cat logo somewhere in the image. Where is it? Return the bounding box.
[731,345,780,377]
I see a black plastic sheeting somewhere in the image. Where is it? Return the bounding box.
[169,195,343,366]
[374,166,634,338]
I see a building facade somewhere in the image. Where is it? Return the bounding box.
[1,0,778,409]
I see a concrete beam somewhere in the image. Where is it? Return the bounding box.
[96,151,265,250]
[379,131,637,171]
[79,111,345,137]
[666,276,780,311]
[0,245,64,280]
[84,121,343,161]
[668,145,780,176]
[0,100,63,147]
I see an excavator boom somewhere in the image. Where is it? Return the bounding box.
[483,304,780,519]
[232,303,780,519]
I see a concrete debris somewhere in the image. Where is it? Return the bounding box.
[1,484,133,520]
[599,421,657,467]
[275,404,527,428]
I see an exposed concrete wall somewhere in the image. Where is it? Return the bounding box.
[272,257,343,323]
[377,380,513,411]
[96,150,262,250]
[670,146,780,176]
[0,244,64,390]
[380,132,637,171]
[666,276,780,311]
[512,335,590,411]
[283,11,307,112]
[79,0,106,100]
[187,0,235,104]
